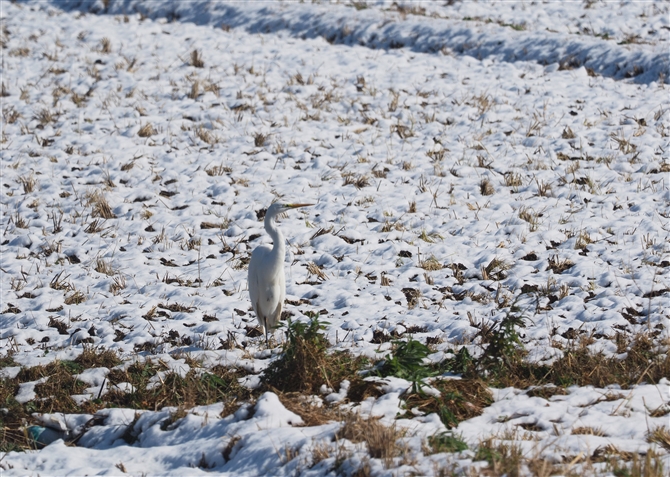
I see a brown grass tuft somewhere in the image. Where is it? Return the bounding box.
[18,174,37,194]
[190,49,204,68]
[419,255,442,271]
[138,122,155,137]
[474,437,524,476]
[3,105,20,123]
[482,258,511,281]
[403,378,493,429]
[195,125,218,144]
[64,290,86,305]
[253,132,267,147]
[518,206,540,231]
[100,37,112,53]
[480,178,495,196]
[278,393,340,427]
[487,331,670,390]
[205,163,232,176]
[75,347,122,369]
[342,172,370,189]
[94,258,115,276]
[572,426,607,436]
[548,254,574,274]
[647,426,670,451]
[306,261,328,281]
[9,47,30,57]
[33,107,57,125]
[87,190,116,219]
[188,80,200,100]
[336,413,405,463]
[503,171,523,188]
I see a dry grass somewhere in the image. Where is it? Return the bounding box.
[105,361,253,411]
[480,178,495,196]
[518,206,540,231]
[647,426,670,451]
[138,122,155,137]
[18,174,37,194]
[402,379,493,429]
[419,255,442,271]
[87,190,116,219]
[94,258,115,276]
[278,393,341,427]
[309,440,334,468]
[64,289,86,305]
[371,165,388,178]
[401,287,421,308]
[336,413,406,464]
[85,219,106,234]
[504,171,523,188]
[562,126,576,139]
[109,274,126,294]
[473,437,524,476]
[548,255,574,274]
[200,221,228,230]
[0,349,121,451]
[418,229,443,243]
[205,163,232,176]
[2,324,668,469]
[190,49,204,68]
[536,179,552,197]
[11,210,28,228]
[9,47,30,57]
[625,452,666,477]
[343,172,370,189]
[380,273,391,287]
[598,449,666,477]
[482,331,670,390]
[195,125,218,144]
[33,107,57,125]
[575,230,592,250]
[50,270,72,291]
[306,261,328,281]
[3,105,20,124]
[253,132,267,147]
[100,37,112,53]
[573,426,607,436]
[482,258,511,281]
[188,80,200,100]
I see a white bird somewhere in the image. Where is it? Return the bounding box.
[248,202,313,345]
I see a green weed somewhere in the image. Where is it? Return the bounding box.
[428,431,468,453]
[376,337,436,393]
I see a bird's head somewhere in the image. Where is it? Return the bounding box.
[266,202,314,218]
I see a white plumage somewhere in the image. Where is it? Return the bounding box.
[248,202,312,344]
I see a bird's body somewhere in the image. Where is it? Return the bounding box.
[248,202,312,344]
[248,242,286,334]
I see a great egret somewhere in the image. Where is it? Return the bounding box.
[248,202,313,345]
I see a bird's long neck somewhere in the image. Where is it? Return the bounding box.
[265,213,285,268]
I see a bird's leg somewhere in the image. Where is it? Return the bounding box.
[264,317,269,348]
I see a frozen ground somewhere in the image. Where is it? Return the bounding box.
[1,0,669,475]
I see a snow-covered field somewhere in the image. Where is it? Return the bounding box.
[1,0,669,475]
